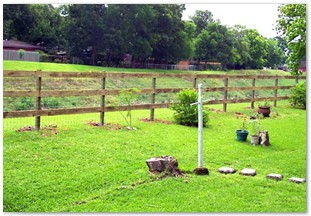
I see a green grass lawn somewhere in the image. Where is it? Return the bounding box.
[3,101,306,212]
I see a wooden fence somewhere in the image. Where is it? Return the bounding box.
[3,70,305,130]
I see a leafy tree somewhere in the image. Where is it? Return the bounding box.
[64,4,108,65]
[151,4,191,63]
[244,29,268,69]
[190,10,214,36]
[3,4,36,41]
[228,25,251,69]
[277,4,306,74]
[195,22,233,69]
[264,38,285,68]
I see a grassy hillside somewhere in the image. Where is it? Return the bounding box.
[3,60,296,112]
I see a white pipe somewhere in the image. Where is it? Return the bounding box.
[198,83,203,167]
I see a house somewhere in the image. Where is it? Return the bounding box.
[3,39,46,62]
[3,39,46,52]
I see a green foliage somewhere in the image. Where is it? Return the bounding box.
[290,81,306,109]
[277,4,306,75]
[18,49,25,59]
[14,97,34,111]
[170,89,209,127]
[39,52,50,62]
[249,119,260,135]
[42,97,61,109]
[118,88,141,128]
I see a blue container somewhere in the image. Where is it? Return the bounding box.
[236,130,249,142]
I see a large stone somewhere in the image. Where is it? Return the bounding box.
[240,168,256,176]
[266,173,283,181]
[146,155,182,176]
[288,177,306,183]
[218,167,236,174]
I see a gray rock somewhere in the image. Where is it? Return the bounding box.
[266,173,283,181]
[288,177,306,183]
[240,168,256,176]
[218,167,236,174]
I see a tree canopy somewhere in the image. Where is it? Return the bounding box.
[4,4,289,70]
[277,4,306,74]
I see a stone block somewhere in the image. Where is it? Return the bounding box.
[218,167,236,174]
[240,168,256,176]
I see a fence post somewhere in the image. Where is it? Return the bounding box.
[274,78,278,107]
[150,77,156,121]
[251,78,256,109]
[223,78,228,112]
[295,75,299,84]
[192,75,197,88]
[100,74,106,125]
[35,70,42,130]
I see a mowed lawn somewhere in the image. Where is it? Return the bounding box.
[3,101,306,212]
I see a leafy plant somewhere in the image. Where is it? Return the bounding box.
[240,118,248,131]
[289,81,306,109]
[118,88,141,129]
[170,89,209,127]
[18,49,25,59]
[258,100,271,108]
[249,119,260,136]
[42,97,61,109]
[14,97,34,111]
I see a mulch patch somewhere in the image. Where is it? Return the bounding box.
[140,118,172,125]
[16,126,35,132]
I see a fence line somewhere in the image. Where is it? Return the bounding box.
[3,70,305,130]
[3,51,40,62]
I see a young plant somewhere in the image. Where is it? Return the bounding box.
[118,88,140,129]
[259,100,271,108]
[241,118,248,131]
[170,89,209,127]
[249,119,260,136]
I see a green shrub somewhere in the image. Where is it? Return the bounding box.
[290,81,306,109]
[42,97,61,109]
[18,49,25,59]
[40,53,50,62]
[170,89,209,127]
[14,97,34,111]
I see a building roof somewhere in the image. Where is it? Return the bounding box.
[3,40,46,51]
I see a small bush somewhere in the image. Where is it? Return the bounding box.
[42,97,61,109]
[14,97,34,111]
[40,53,50,62]
[170,89,209,127]
[290,81,306,109]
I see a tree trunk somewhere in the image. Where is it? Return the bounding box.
[146,156,183,176]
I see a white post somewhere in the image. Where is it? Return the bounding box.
[198,83,203,167]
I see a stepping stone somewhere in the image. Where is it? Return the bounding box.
[240,168,256,176]
[266,173,283,181]
[218,167,236,174]
[288,177,306,183]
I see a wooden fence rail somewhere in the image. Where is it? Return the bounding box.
[3,70,305,130]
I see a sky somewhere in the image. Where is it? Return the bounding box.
[182,4,281,38]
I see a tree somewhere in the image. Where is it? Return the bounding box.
[150,4,191,63]
[3,4,36,41]
[244,29,268,69]
[195,22,233,69]
[277,4,306,74]
[190,10,214,36]
[228,25,251,69]
[264,38,285,68]
[64,4,108,65]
